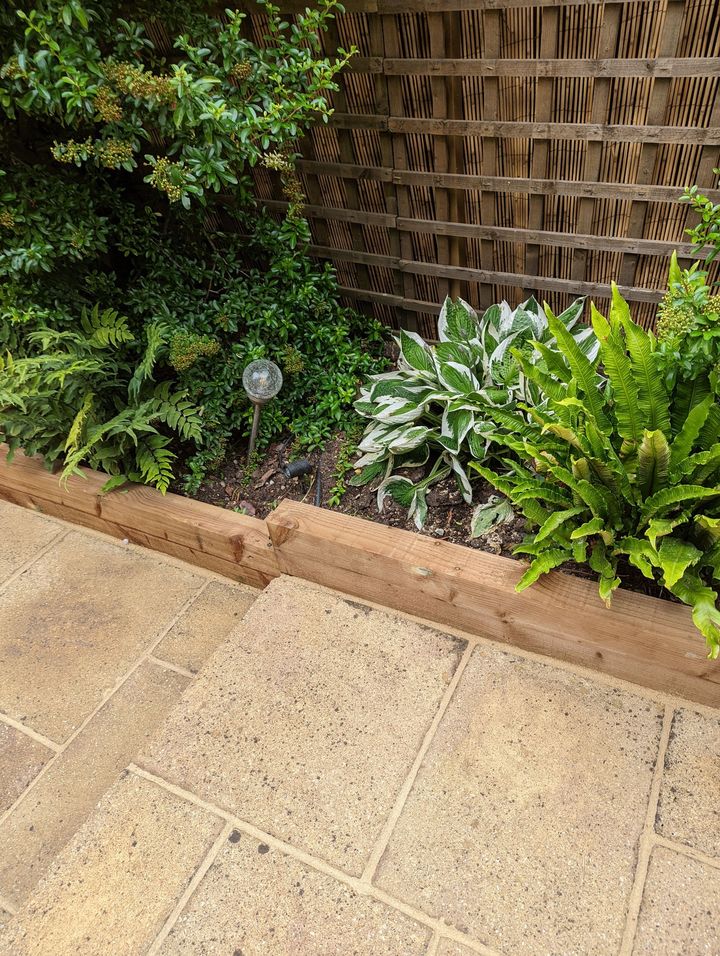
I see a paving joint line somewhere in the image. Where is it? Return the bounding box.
[0,892,18,916]
[0,711,62,753]
[653,833,720,872]
[618,703,673,956]
[128,763,501,956]
[146,820,234,955]
[147,654,196,680]
[424,930,441,955]
[0,578,210,830]
[317,579,720,718]
[0,528,68,597]
[359,640,474,885]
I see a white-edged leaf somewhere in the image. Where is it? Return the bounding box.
[470,496,514,538]
[437,362,480,394]
[398,329,436,375]
[386,425,431,453]
[446,453,473,503]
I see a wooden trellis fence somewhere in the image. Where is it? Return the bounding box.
[248,0,720,338]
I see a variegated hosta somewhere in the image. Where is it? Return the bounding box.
[351,294,594,529]
[473,284,720,658]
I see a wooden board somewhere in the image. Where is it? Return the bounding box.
[352,57,720,78]
[329,114,720,145]
[266,500,720,707]
[3,448,717,705]
[296,161,720,204]
[0,449,280,589]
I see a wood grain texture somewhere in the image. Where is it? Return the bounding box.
[352,56,720,77]
[310,244,665,302]
[267,500,720,707]
[254,3,720,335]
[296,161,719,203]
[329,114,720,145]
[0,449,279,588]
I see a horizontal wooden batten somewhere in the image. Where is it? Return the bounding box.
[267,501,720,708]
[309,245,665,303]
[396,219,705,259]
[351,56,720,78]
[253,0,664,12]
[264,199,704,260]
[262,199,395,228]
[0,449,280,589]
[329,114,720,145]
[338,285,441,315]
[296,161,720,204]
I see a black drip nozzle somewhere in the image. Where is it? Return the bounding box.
[282,458,313,479]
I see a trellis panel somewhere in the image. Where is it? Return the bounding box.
[249,0,720,337]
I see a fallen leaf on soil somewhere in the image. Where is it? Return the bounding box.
[258,467,276,486]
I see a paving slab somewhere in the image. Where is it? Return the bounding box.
[436,939,476,955]
[0,530,201,742]
[375,644,663,956]
[656,708,720,858]
[0,723,52,815]
[0,661,190,908]
[158,830,431,955]
[633,845,720,955]
[0,772,223,956]
[143,575,466,876]
[0,501,59,584]
[154,578,258,673]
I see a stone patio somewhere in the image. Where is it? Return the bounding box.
[0,499,719,955]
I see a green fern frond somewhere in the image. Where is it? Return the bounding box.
[515,547,572,591]
[657,536,702,588]
[637,429,670,498]
[615,286,671,436]
[134,435,175,493]
[128,321,167,400]
[64,391,94,453]
[153,383,203,443]
[669,395,712,473]
[591,302,642,443]
[668,571,720,659]
[80,304,135,349]
[545,306,609,431]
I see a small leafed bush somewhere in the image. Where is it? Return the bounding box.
[351,294,595,528]
[0,0,385,491]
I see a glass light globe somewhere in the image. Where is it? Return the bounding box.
[242,359,283,404]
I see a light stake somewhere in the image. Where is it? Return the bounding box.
[242,359,283,462]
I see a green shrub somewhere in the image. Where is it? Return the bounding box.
[473,285,720,657]
[351,294,594,528]
[655,252,720,392]
[0,1,385,490]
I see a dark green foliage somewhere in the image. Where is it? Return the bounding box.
[0,0,385,490]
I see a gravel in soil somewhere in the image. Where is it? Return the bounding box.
[183,431,674,604]
[185,433,524,557]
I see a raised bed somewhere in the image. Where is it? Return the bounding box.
[1,446,718,707]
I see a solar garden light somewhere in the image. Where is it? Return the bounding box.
[242,359,283,462]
